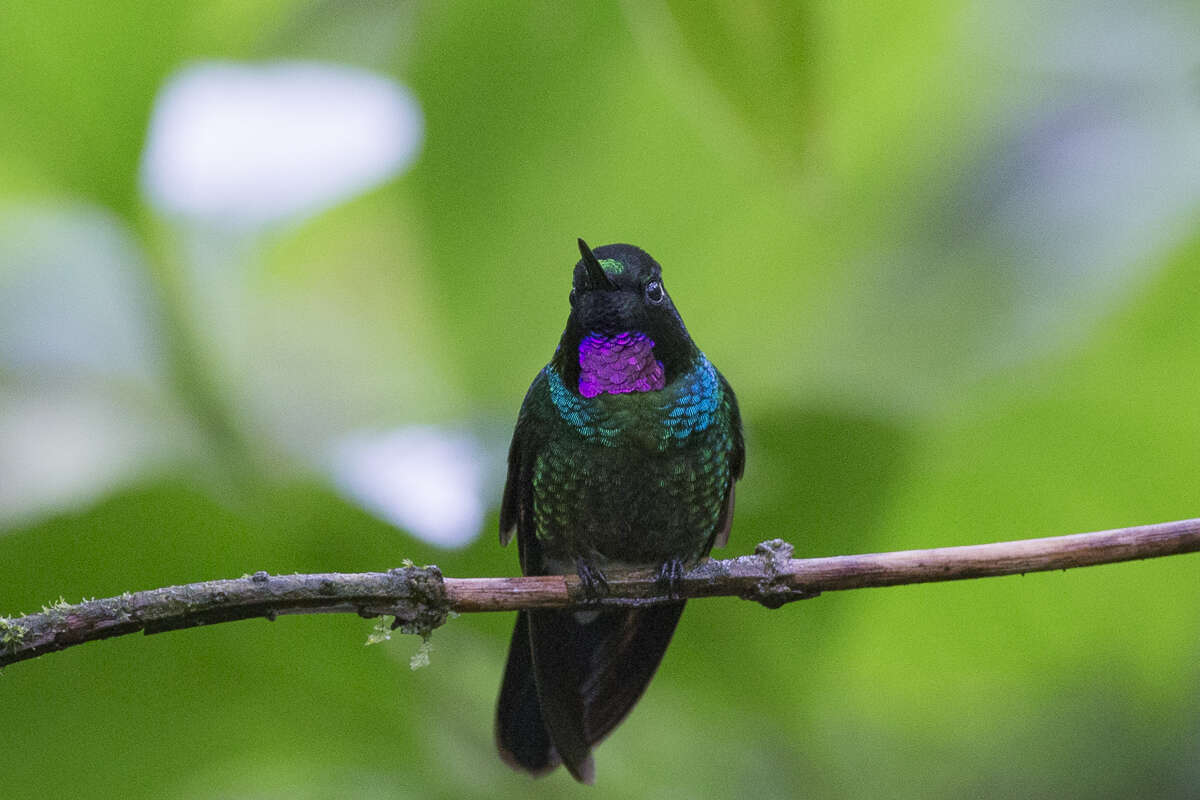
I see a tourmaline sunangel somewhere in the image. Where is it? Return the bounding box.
[494,239,744,783]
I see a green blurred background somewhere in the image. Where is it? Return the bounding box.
[3,1,1200,797]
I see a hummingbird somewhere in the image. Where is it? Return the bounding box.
[494,239,744,783]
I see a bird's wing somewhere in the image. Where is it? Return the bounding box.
[710,371,745,550]
[499,369,550,551]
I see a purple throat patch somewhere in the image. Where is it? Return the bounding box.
[578,331,665,398]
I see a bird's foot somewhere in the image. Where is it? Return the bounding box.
[575,557,609,602]
[656,558,685,600]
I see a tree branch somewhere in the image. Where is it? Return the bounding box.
[3,517,1199,668]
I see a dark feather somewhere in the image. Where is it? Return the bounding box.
[526,603,685,783]
[495,611,560,776]
[721,371,746,483]
[574,604,686,742]
[710,485,736,550]
[499,372,547,546]
[709,372,745,550]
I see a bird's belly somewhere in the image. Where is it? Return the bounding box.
[531,436,729,567]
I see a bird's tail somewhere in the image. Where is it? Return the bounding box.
[494,603,686,784]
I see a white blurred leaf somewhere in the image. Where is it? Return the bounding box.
[0,205,191,526]
[0,206,162,380]
[140,61,423,227]
[330,426,486,548]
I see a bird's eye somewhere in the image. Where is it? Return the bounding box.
[645,280,664,305]
[569,288,577,306]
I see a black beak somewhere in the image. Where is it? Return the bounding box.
[578,238,618,291]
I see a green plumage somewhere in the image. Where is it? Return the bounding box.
[511,359,740,570]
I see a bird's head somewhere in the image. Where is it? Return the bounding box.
[555,239,697,390]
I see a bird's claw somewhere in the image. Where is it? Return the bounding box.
[575,557,610,601]
[656,559,685,600]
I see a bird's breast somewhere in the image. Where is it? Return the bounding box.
[545,355,722,451]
